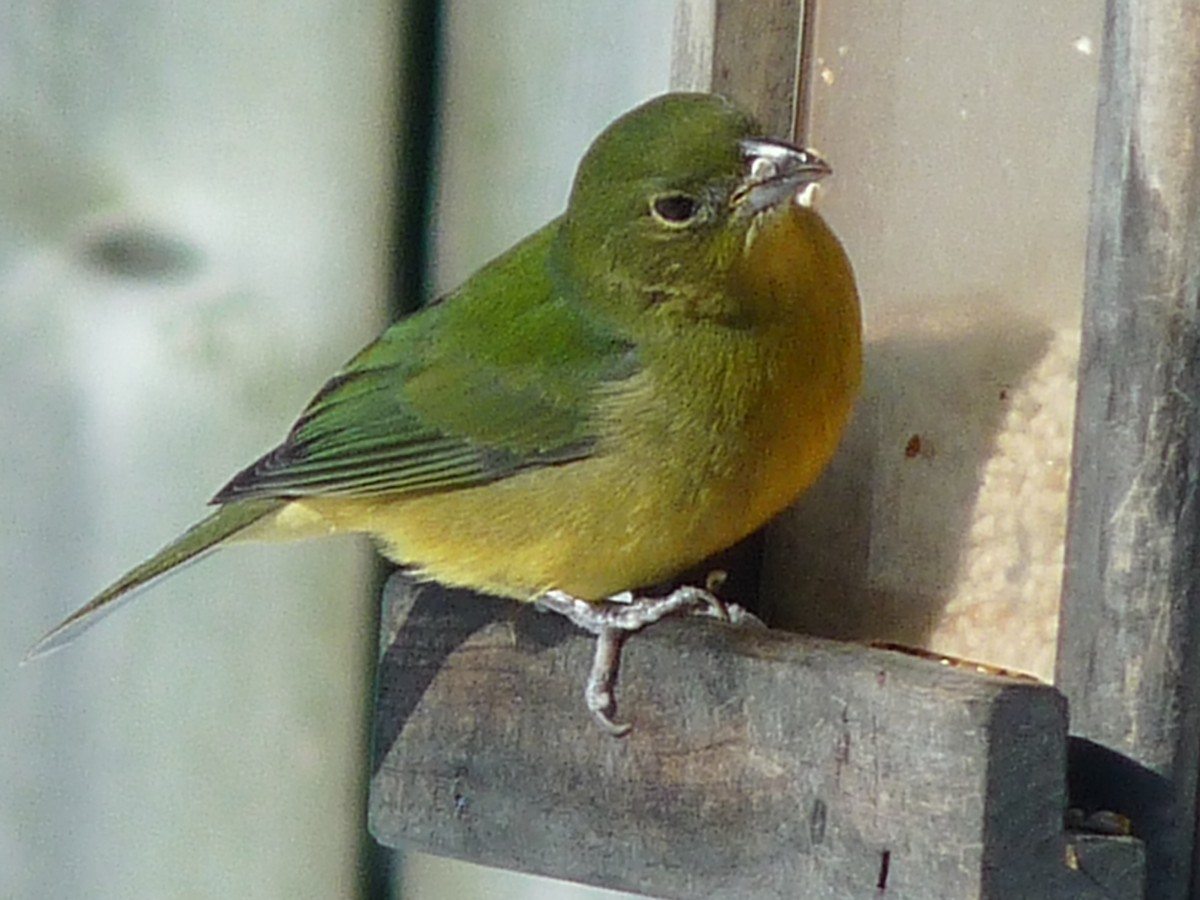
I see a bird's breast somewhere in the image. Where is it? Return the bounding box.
[604,202,862,553]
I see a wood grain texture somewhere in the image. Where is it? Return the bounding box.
[1057,1,1200,898]
[671,0,804,138]
[371,574,1141,900]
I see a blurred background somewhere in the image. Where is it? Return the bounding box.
[2,1,673,897]
[3,0,1104,897]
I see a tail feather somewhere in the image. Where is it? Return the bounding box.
[24,498,285,661]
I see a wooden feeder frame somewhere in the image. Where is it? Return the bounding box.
[369,2,1199,897]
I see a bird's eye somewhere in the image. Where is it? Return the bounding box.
[650,193,700,226]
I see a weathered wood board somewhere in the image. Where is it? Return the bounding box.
[370,574,1142,899]
[1057,1,1200,898]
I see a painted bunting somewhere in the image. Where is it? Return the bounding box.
[30,93,862,733]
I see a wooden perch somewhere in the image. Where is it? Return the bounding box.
[369,573,1142,900]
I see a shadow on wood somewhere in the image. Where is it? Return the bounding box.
[372,582,513,775]
[370,572,1143,899]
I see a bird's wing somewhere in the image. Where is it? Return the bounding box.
[213,225,637,503]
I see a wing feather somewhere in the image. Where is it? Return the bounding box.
[213,223,637,503]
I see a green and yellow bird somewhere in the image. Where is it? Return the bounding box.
[30,93,862,733]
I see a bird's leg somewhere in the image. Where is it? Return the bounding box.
[535,584,764,734]
[586,628,630,737]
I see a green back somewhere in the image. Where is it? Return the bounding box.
[214,224,636,501]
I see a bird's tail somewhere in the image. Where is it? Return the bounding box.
[24,497,285,661]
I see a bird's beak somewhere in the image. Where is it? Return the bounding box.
[733,138,832,214]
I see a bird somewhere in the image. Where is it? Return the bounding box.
[28,92,862,734]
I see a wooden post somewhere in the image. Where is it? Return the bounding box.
[1056,2,1200,898]
[672,0,810,138]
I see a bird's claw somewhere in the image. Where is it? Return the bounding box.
[723,602,767,629]
[535,583,761,735]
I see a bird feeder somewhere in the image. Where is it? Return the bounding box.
[371,1,1198,897]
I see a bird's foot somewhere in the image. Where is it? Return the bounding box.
[537,584,733,632]
[535,583,764,734]
[585,628,631,737]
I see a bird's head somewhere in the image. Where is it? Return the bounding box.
[557,92,832,330]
